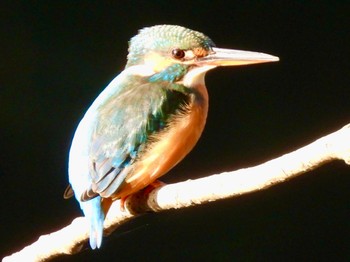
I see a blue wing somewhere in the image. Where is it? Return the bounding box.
[81,74,190,200]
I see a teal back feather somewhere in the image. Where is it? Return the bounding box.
[89,71,192,196]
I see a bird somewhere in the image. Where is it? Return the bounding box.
[65,24,279,249]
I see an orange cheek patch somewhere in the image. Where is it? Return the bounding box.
[193,47,209,58]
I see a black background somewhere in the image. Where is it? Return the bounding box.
[1,1,349,261]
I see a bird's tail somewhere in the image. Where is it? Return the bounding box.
[83,196,105,249]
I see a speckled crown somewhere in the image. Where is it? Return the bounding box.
[126,25,215,67]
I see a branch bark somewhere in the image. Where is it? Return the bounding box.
[3,124,350,262]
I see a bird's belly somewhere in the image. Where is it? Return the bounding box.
[113,99,208,199]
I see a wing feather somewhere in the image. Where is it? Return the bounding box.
[82,75,189,200]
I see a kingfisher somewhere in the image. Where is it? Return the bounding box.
[65,24,278,249]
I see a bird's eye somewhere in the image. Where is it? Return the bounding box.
[171,48,186,60]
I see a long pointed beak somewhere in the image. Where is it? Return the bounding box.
[197,47,279,66]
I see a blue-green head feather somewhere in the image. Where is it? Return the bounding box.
[126,25,215,68]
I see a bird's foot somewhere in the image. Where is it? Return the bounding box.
[119,195,130,212]
[142,180,166,196]
[119,180,166,213]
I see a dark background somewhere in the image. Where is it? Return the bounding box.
[1,1,349,261]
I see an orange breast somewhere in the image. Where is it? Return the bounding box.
[113,84,209,199]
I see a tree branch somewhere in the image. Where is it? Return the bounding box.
[3,124,350,262]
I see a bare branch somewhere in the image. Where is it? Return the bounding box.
[3,124,350,262]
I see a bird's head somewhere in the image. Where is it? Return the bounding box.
[125,25,278,85]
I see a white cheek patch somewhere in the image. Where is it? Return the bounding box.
[184,50,196,60]
[182,65,217,87]
[126,65,156,76]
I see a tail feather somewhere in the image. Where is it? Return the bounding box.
[83,196,105,249]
